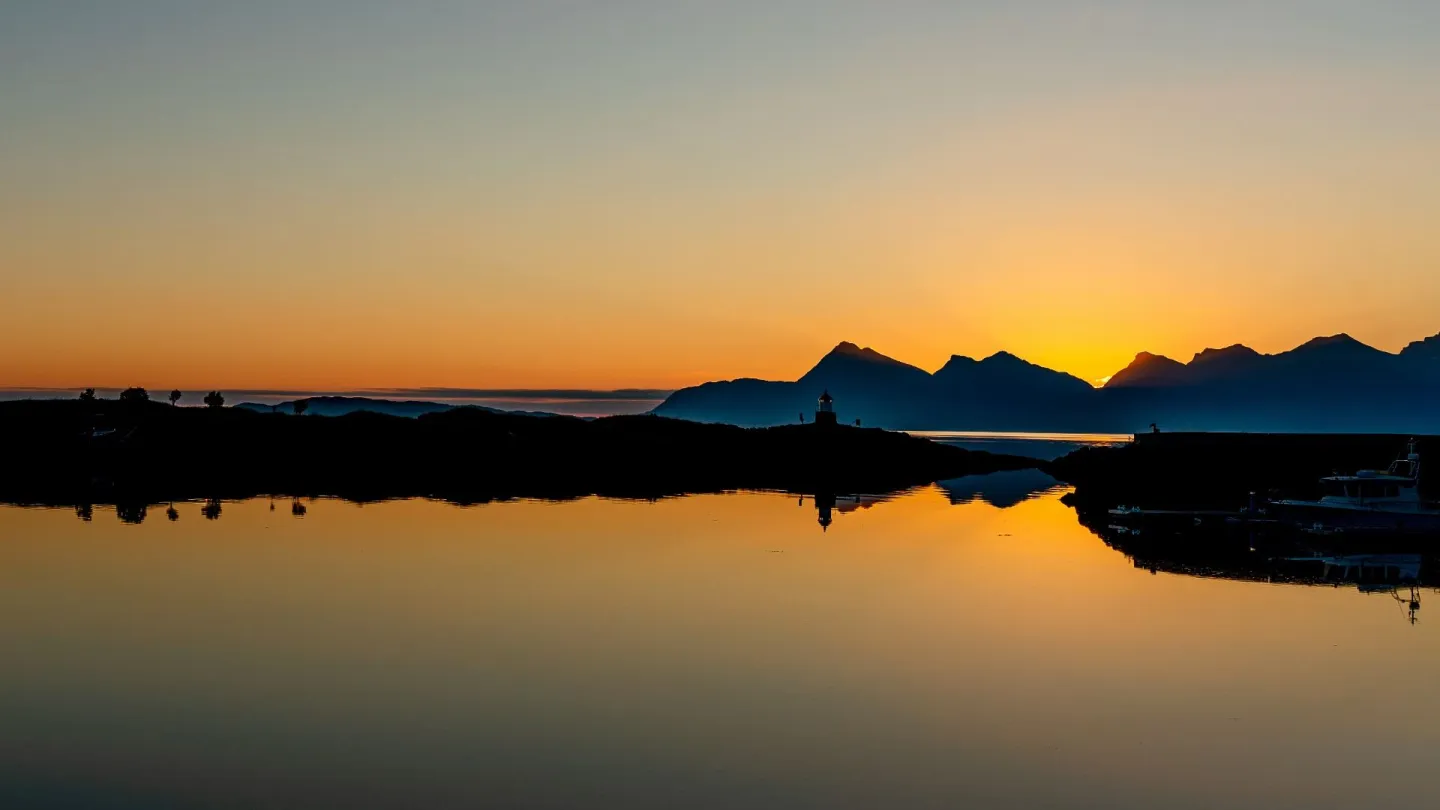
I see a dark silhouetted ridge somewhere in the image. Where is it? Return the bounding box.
[1401,333,1440,361]
[1190,344,1261,365]
[1281,333,1388,361]
[1104,352,1188,388]
[653,330,1440,432]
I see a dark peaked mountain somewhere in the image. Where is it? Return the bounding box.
[653,331,1440,432]
[795,343,935,426]
[799,342,933,391]
[1280,333,1391,367]
[653,341,1099,430]
[1186,344,1265,382]
[657,343,933,427]
[935,351,1093,396]
[1107,334,1408,390]
[801,341,922,377]
[1104,352,1189,388]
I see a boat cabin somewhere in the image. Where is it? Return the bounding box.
[1320,476,1415,502]
[1318,441,1422,506]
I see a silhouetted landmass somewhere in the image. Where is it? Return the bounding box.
[1097,333,1440,432]
[1049,432,1437,515]
[233,396,453,418]
[654,332,1440,432]
[232,396,562,419]
[0,399,1035,507]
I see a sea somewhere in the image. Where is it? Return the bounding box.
[2,473,1435,809]
[907,430,1133,460]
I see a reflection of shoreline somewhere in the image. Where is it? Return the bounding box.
[27,470,1069,531]
[1080,511,1440,590]
[1071,512,1437,624]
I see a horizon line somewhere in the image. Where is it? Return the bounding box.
[0,387,675,402]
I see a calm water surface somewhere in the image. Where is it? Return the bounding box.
[907,431,1132,460]
[2,477,1436,809]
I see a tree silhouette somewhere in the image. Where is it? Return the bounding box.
[79,388,96,401]
[117,503,147,524]
[204,391,225,409]
[120,387,149,403]
[293,399,308,416]
[169,389,182,407]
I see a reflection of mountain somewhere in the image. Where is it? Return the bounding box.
[935,469,1066,508]
[654,331,1440,432]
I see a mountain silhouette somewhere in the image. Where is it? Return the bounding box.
[1185,344,1265,382]
[1401,334,1440,362]
[797,343,934,425]
[653,332,1440,432]
[1104,352,1189,388]
[935,351,1093,395]
[655,341,1098,430]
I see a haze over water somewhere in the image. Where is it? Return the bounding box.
[3,480,1435,808]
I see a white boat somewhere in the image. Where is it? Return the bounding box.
[1270,440,1440,534]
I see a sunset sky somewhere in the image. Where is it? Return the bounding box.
[3,2,1438,391]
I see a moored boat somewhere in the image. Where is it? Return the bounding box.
[1269,440,1440,534]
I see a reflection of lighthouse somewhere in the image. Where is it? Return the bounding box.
[815,390,837,426]
[815,492,835,531]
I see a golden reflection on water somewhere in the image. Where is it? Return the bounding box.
[0,484,1436,809]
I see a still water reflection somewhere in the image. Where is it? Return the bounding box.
[2,476,1436,809]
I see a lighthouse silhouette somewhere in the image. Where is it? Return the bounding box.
[814,391,837,426]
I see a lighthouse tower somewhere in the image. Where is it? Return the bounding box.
[815,391,837,426]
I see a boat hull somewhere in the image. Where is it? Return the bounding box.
[1269,501,1440,535]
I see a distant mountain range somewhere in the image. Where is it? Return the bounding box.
[651,333,1440,433]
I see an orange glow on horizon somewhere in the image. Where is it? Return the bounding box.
[3,4,1438,392]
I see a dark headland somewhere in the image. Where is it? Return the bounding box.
[0,399,1035,507]
[1050,431,1437,513]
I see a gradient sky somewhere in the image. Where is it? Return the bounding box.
[3,1,1439,390]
